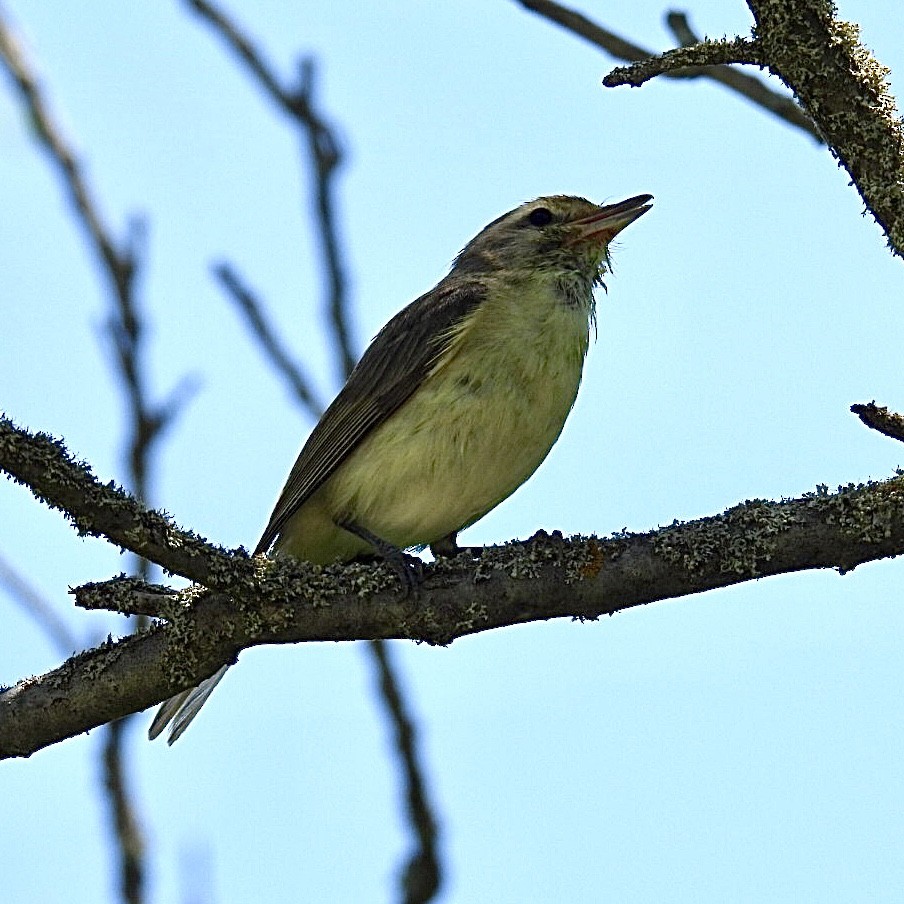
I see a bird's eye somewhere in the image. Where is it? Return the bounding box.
[528,207,553,228]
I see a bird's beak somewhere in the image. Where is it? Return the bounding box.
[568,194,653,245]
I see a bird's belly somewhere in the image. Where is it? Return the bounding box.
[324,350,584,550]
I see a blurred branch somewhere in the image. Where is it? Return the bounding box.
[371,641,440,904]
[0,13,134,299]
[0,551,78,654]
[212,262,325,419]
[852,403,904,445]
[213,248,444,904]
[663,10,815,134]
[516,0,822,141]
[186,0,356,382]
[0,10,175,902]
[102,718,145,904]
[5,463,904,758]
[186,6,443,900]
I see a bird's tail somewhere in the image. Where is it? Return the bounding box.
[147,665,230,745]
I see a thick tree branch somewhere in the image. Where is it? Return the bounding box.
[599,0,904,257]
[4,431,904,757]
[516,0,822,141]
[0,415,234,584]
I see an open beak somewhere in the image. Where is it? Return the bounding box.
[569,194,653,245]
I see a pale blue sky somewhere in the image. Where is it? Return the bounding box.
[2,2,904,902]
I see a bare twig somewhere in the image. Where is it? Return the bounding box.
[186,0,356,381]
[517,0,822,140]
[214,255,442,904]
[0,551,78,654]
[519,0,669,61]
[371,641,441,904]
[852,403,904,445]
[0,17,133,298]
[212,263,325,419]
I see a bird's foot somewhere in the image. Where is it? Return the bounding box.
[337,519,424,594]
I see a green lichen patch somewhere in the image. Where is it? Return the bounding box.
[652,499,803,577]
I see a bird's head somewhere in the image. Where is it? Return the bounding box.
[452,194,653,298]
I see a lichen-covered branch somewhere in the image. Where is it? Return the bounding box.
[597,0,904,257]
[603,37,764,87]
[745,0,904,256]
[851,402,904,445]
[517,0,821,140]
[663,11,820,141]
[4,470,904,759]
[0,415,233,585]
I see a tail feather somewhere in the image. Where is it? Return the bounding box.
[148,665,230,745]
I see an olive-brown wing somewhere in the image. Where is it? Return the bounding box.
[253,281,485,555]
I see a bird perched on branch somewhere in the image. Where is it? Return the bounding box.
[150,192,653,743]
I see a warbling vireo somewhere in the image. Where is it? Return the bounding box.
[150,192,652,743]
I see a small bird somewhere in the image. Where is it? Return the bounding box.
[149,192,652,743]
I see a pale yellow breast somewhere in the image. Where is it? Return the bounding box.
[319,275,593,552]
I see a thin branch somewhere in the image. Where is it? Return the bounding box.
[575,0,904,256]
[5,470,904,758]
[664,11,819,138]
[0,14,132,299]
[370,641,440,904]
[603,37,764,87]
[213,199,444,904]
[212,263,325,419]
[519,0,674,61]
[516,0,822,141]
[0,14,196,468]
[851,403,904,445]
[186,0,356,381]
[0,551,79,654]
